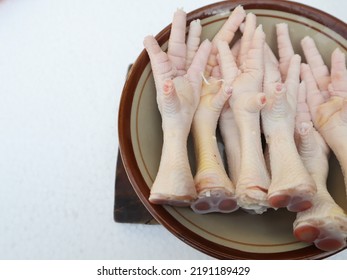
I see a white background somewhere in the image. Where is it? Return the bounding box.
[0,0,346,260]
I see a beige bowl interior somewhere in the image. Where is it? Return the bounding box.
[126,7,347,258]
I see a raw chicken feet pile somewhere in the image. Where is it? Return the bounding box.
[143,6,347,252]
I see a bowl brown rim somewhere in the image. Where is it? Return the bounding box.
[118,0,347,259]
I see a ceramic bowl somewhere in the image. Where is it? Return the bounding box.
[118,0,347,259]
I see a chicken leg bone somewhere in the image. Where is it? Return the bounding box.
[144,9,212,206]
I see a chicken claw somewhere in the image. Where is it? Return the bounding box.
[301,38,347,198]
[294,81,347,252]
[230,25,270,214]
[262,42,316,212]
[191,78,237,214]
[144,9,212,206]
[190,7,247,213]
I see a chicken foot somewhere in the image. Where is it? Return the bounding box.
[144,9,212,206]
[191,78,237,213]
[262,35,316,212]
[301,37,347,199]
[191,7,246,214]
[230,25,270,214]
[294,82,347,252]
[218,13,254,190]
